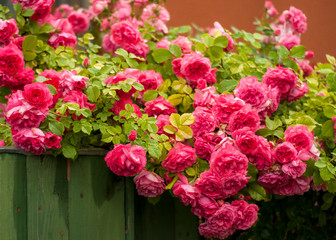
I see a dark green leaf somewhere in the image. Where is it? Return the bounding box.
[49,121,65,136]
[248,182,267,201]
[47,84,57,95]
[62,145,77,159]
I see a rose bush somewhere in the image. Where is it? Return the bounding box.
[0,0,336,239]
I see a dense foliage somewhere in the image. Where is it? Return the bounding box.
[0,0,336,239]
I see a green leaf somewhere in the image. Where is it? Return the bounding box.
[115,48,128,58]
[289,45,306,59]
[62,145,77,159]
[86,86,100,102]
[147,195,161,205]
[163,125,176,134]
[313,170,324,186]
[255,128,274,138]
[277,45,289,59]
[247,162,258,182]
[323,105,336,118]
[14,3,22,15]
[322,120,334,138]
[248,182,267,201]
[143,90,158,102]
[148,143,161,158]
[201,34,214,47]
[214,35,228,48]
[283,58,298,71]
[47,84,57,95]
[22,35,37,51]
[320,167,333,181]
[39,23,55,33]
[165,175,178,190]
[169,113,180,128]
[185,167,196,176]
[209,46,224,59]
[265,116,282,130]
[22,8,34,17]
[180,113,195,126]
[217,80,238,92]
[321,193,334,210]
[49,121,65,136]
[326,73,336,91]
[177,126,193,139]
[169,44,182,58]
[23,51,36,61]
[152,48,172,63]
[132,82,144,91]
[326,179,336,193]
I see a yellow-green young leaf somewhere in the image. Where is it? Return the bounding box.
[49,121,64,136]
[163,142,172,151]
[62,145,77,159]
[165,175,179,190]
[178,126,193,139]
[163,125,176,134]
[169,113,180,127]
[175,131,185,141]
[168,94,183,106]
[180,113,195,126]
[171,80,185,92]
[22,35,37,51]
[185,167,196,176]
[143,90,158,102]
[322,120,334,138]
[182,96,192,111]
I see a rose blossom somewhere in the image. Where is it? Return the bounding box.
[161,143,197,172]
[23,82,53,110]
[44,132,62,149]
[63,90,96,111]
[191,195,219,219]
[264,1,278,16]
[278,34,300,50]
[0,19,18,44]
[102,34,117,53]
[222,173,250,197]
[262,67,297,94]
[232,200,259,230]
[292,176,311,195]
[248,136,273,171]
[128,130,137,141]
[0,44,24,76]
[138,70,163,92]
[48,32,77,49]
[54,4,74,18]
[195,170,222,199]
[288,6,307,34]
[213,94,245,123]
[172,181,200,207]
[0,67,34,90]
[133,170,166,197]
[233,76,269,109]
[144,96,177,117]
[68,9,91,34]
[210,143,248,177]
[0,140,4,146]
[282,160,306,179]
[171,36,192,54]
[123,41,149,59]
[105,68,140,97]
[258,172,289,191]
[194,136,215,161]
[191,107,218,138]
[12,128,45,155]
[274,142,297,164]
[209,22,235,51]
[105,144,147,177]
[193,86,218,108]
[208,204,236,231]
[284,125,314,151]
[229,104,260,133]
[58,70,89,97]
[141,4,170,23]
[284,81,309,102]
[110,20,141,47]
[198,222,234,239]
[232,128,259,155]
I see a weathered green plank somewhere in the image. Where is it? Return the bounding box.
[26,155,69,240]
[125,178,135,240]
[68,155,126,240]
[174,199,200,240]
[0,153,27,240]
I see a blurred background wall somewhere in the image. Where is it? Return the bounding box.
[2,0,335,62]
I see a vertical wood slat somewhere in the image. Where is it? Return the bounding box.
[68,155,126,240]
[0,153,27,240]
[26,155,69,240]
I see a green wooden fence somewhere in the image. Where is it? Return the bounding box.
[0,147,199,240]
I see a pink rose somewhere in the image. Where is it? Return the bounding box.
[44,132,62,149]
[0,44,24,76]
[48,32,77,49]
[194,136,215,161]
[210,143,248,177]
[258,172,289,191]
[234,76,269,109]
[0,67,34,90]
[278,34,300,50]
[161,142,197,172]
[193,86,218,108]
[156,114,174,136]
[12,128,45,155]
[191,195,219,219]
[111,96,142,118]
[195,170,223,199]
[144,96,177,117]
[105,144,147,177]
[282,160,306,179]
[58,70,88,97]
[299,60,313,77]
[134,0,148,6]
[233,128,259,155]
[0,140,4,146]
[208,204,236,231]
[274,142,297,164]
[102,35,117,53]
[123,41,149,59]
[51,19,75,34]
[133,170,166,197]
[262,67,297,94]
[112,1,132,21]
[171,36,192,54]
[264,1,278,16]
[68,9,91,34]
[198,222,234,239]
[156,37,170,49]
[191,107,218,138]
[172,181,200,207]
[105,68,140,97]
[128,130,137,141]
[54,4,74,18]
[213,94,245,123]
[0,19,18,45]
[63,90,96,111]
[232,200,259,230]
[292,176,311,195]
[31,0,54,21]
[288,6,307,34]
[284,125,314,151]
[138,70,163,91]
[23,82,53,110]
[209,22,235,51]
[222,173,250,197]
[248,136,273,171]
[141,4,170,23]
[284,81,308,102]
[229,104,260,133]
[110,20,141,47]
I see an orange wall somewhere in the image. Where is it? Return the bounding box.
[166,0,336,63]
